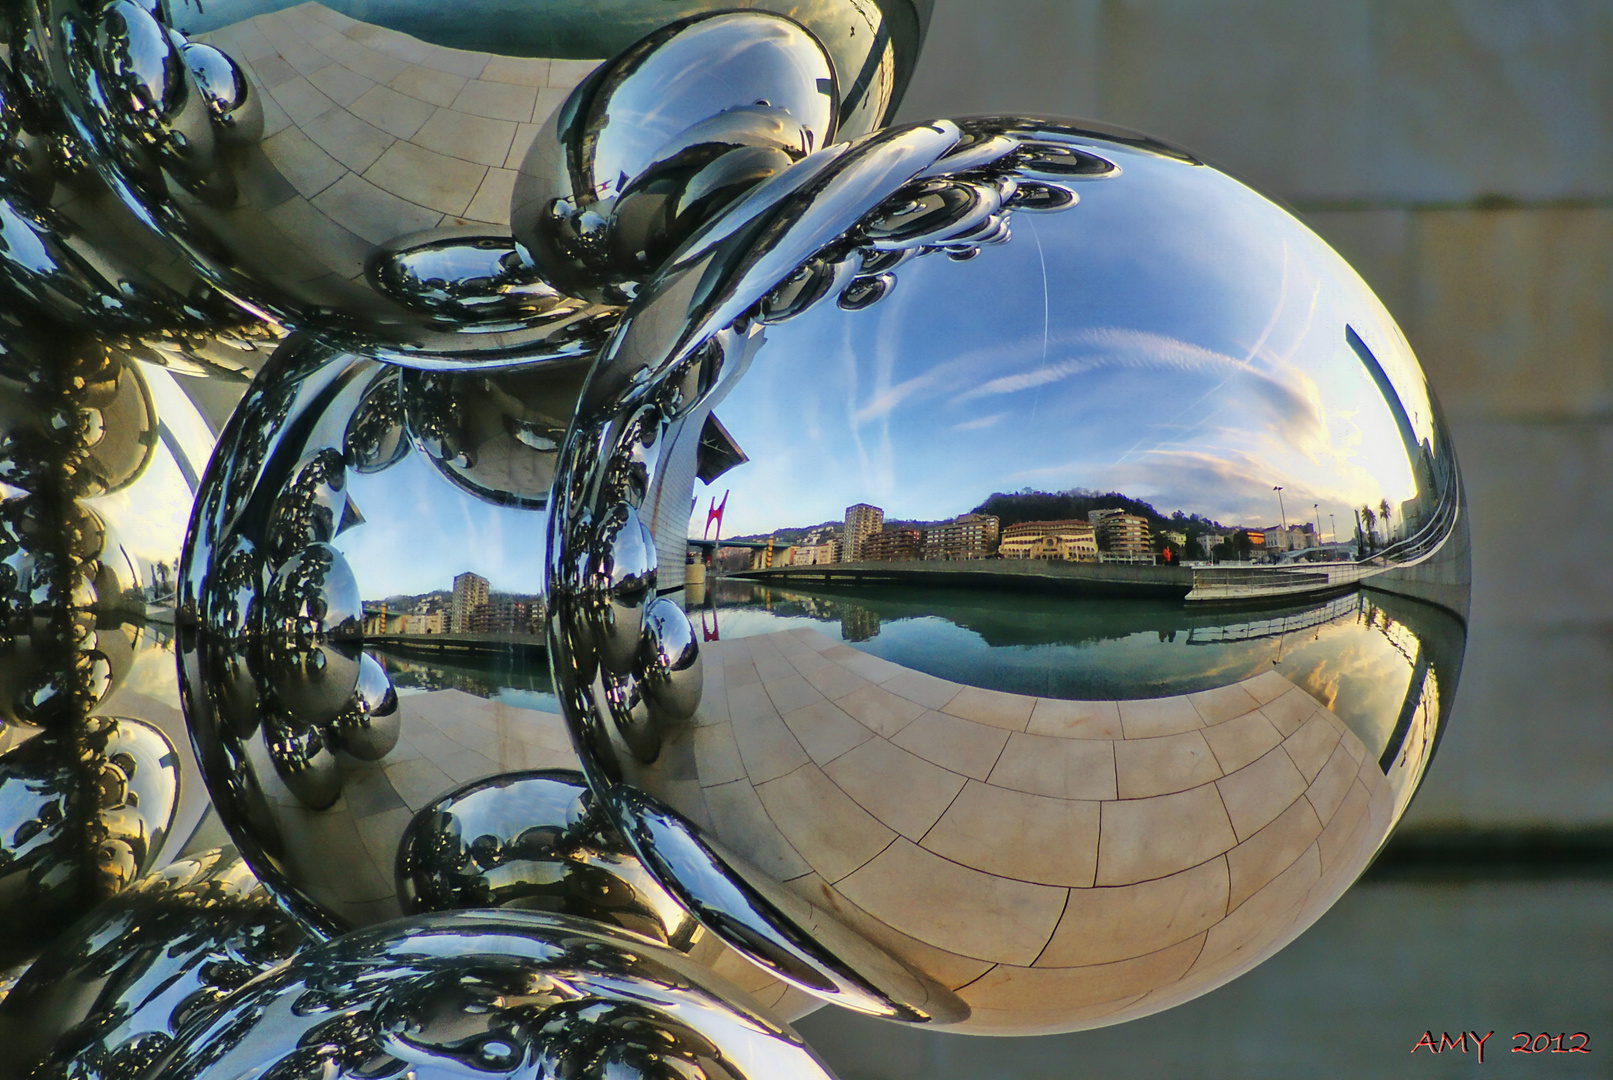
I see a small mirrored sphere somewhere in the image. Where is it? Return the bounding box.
[0,846,312,1080]
[141,910,836,1080]
[548,117,1470,1033]
[13,0,930,357]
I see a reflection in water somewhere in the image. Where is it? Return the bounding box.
[371,643,559,714]
[697,579,1465,768]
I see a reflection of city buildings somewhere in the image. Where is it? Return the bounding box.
[843,503,883,562]
[1089,509,1153,562]
[922,513,1000,561]
[839,605,880,642]
[1262,524,1318,552]
[861,528,922,562]
[999,519,1098,561]
[451,572,490,633]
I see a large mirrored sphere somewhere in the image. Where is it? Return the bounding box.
[178,338,817,1019]
[548,117,1470,1033]
[11,0,929,357]
[142,910,836,1080]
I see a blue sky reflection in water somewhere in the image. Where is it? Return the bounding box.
[694,579,1463,770]
[693,139,1437,540]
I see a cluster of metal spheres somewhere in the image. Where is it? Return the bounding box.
[0,2,1468,1077]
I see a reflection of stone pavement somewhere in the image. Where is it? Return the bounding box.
[261,688,814,1018]
[193,2,598,266]
[676,628,1396,1034]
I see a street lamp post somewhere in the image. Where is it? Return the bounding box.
[1273,485,1287,529]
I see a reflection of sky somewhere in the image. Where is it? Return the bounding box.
[334,450,548,600]
[692,139,1434,539]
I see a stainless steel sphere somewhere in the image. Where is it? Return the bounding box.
[140,910,837,1080]
[10,0,930,358]
[547,117,1470,1033]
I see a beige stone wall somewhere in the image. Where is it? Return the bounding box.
[897,1,1613,831]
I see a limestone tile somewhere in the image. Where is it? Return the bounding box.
[1239,669,1294,706]
[409,109,516,171]
[1096,786,1237,886]
[823,737,965,840]
[261,126,346,200]
[757,764,895,882]
[1114,730,1222,799]
[730,713,808,784]
[835,683,926,738]
[424,44,490,80]
[1283,712,1343,783]
[312,172,441,244]
[369,138,487,215]
[963,987,1153,1038]
[1216,745,1310,842]
[836,838,1066,965]
[1187,682,1262,725]
[382,756,455,811]
[893,710,1009,781]
[1315,784,1376,880]
[1191,844,1320,978]
[483,55,551,87]
[703,779,810,880]
[269,75,338,126]
[257,84,293,139]
[1337,723,1368,765]
[763,673,823,716]
[308,31,404,81]
[878,668,960,711]
[1118,696,1202,738]
[341,763,406,818]
[963,933,1205,1019]
[230,22,276,62]
[793,628,841,652]
[839,651,910,684]
[1305,740,1359,823]
[724,658,762,689]
[941,685,1034,732]
[250,53,300,90]
[387,65,467,109]
[276,40,333,80]
[780,698,871,766]
[438,747,499,785]
[307,63,374,107]
[1028,698,1122,739]
[548,59,602,87]
[1260,686,1319,737]
[1226,797,1324,911]
[1201,709,1284,775]
[350,84,436,140]
[531,86,569,127]
[753,654,796,683]
[725,683,776,724]
[302,107,394,173]
[800,661,868,700]
[355,805,413,867]
[801,877,994,990]
[355,24,431,65]
[921,781,1098,887]
[452,78,539,123]
[1038,856,1228,967]
[456,167,515,227]
[692,722,745,786]
[263,197,369,278]
[988,731,1117,800]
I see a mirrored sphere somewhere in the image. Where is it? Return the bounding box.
[179,339,817,1018]
[14,0,930,357]
[0,846,312,1080]
[141,910,836,1080]
[548,117,1470,1033]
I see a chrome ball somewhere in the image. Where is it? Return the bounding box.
[548,117,1471,1033]
[140,910,836,1080]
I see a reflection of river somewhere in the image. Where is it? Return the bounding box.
[368,643,559,714]
[694,579,1466,770]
